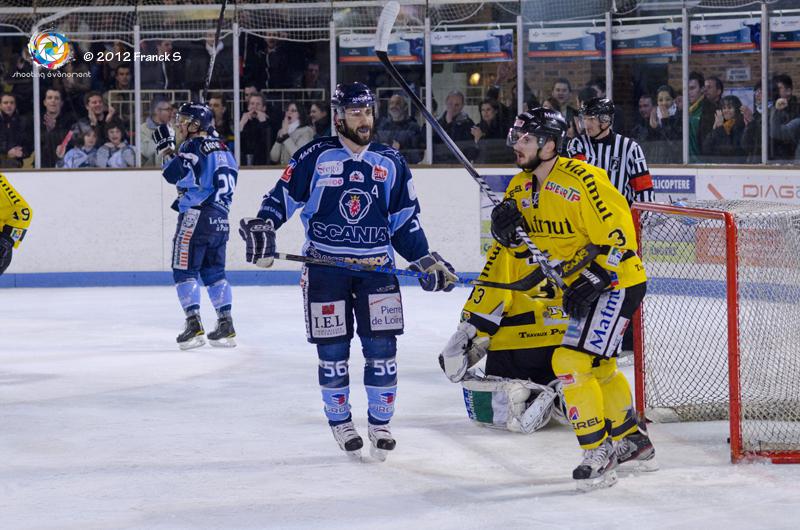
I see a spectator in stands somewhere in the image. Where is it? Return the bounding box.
[742,83,763,163]
[41,88,74,168]
[61,127,99,169]
[270,101,314,165]
[376,94,423,164]
[97,120,135,168]
[241,93,273,166]
[208,93,234,144]
[646,85,682,164]
[295,60,326,90]
[768,90,800,161]
[72,91,117,144]
[687,71,717,163]
[770,74,800,161]
[434,90,477,163]
[631,94,655,144]
[184,33,233,94]
[309,101,331,138]
[140,98,174,167]
[471,98,509,164]
[5,50,34,114]
[550,78,578,137]
[240,31,267,89]
[141,40,182,89]
[264,35,293,89]
[58,52,92,118]
[587,77,626,134]
[704,77,724,108]
[0,94,32,169]
[703,95,746,163]
[110,64,133,92]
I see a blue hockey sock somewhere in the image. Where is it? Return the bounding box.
[175,279,201,316]
[206,279,232,318]
[318,342,352,424]
[362,336,398,425]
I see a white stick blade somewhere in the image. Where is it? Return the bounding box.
[375,1,401,52]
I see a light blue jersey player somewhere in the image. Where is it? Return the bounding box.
[153,102,238,350]
[239,83,458,460]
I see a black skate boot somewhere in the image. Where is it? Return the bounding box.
[207,316,236,348]
[616,427,658,472]
[331,420,364,460]
[573,437,618,491]
[177,314,205,350]
[368,423,396,462]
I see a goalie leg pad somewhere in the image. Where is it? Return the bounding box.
[440,322,489,382]
[461,377,558,433]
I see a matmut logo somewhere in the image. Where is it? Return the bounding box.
[545,180,581,202]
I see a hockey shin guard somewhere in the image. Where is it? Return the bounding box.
[318,341,352,425]
[206,278,233,317]
[362,336,398,425]
[594,358,638,440]
[176,279,201,315]
[552,347,608,449]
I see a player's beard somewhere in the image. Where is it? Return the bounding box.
[515,148,539,171]
[340,121,373,146]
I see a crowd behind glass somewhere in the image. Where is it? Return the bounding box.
[1,33,798,169]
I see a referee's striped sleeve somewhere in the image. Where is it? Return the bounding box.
[626,140,654,202]
[567,137,586,160]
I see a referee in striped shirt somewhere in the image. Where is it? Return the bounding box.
[567,97,654,205]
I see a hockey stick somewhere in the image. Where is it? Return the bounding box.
[374,2,565,289]
[275,252,544,292]
[202,0,229,102]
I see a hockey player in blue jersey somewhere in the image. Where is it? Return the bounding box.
[153,102,238,350]
[239,83,457,460]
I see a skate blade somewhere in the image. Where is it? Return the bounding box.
[178,336,206,350]
[576,470,618,492]
[209,336,237,348]
[345,449,363,462]
[621,457,659,472]
[369,445,390,462]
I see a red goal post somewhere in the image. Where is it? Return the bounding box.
[631,200,800,464]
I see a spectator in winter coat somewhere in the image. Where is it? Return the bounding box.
[703,95,746,164]
[270,101,314,166]
[647,85,682,164]
[241,93,273,166]
[97,121,135,168]
[434,90,477,163]
[0,94,33,168]
[376,95,423,164]
[61,127,99,168]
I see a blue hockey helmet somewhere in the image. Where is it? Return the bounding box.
[175,101,214,131]
[331,82,376,115]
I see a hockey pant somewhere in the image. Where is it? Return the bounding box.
[461,376,567,433]
[318,336,398,427]
[552,283,646,449]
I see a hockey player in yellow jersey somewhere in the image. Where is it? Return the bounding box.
[490,108,656,490]
[438,174,571,432]
[0,173,32,276]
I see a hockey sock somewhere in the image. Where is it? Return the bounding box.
[552,347,607,449]
[318,342,352,424]
[594,358,638,440]
[362,336,397,425]
[176,279,201,316]
[206,278,232,318]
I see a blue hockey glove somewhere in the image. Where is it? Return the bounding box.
[562,261,613,319]
[409,251,457,292]
[239,217,276,268]
[0,233,13,275]
[152,123,176,157]
[490,199,526,248]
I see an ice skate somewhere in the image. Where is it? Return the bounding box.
[177,314,205,350]
[331,421,363,460]
[207,316,236,348]
[573,437,618,491]
[616,429,658,472]
[368,423,396,462]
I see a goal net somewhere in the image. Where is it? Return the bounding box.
[632,200,800,463]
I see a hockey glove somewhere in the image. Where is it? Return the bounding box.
[438,321,490,382]
[490,199,525,248]
[0,233,13,275]
[562,261,613,320]
[239,217,276,268]
[409,251,457,292]
[152,123,176,158]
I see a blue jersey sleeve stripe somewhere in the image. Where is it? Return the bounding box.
[388,205,416,236]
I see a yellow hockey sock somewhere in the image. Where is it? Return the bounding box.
[552,347,608,449]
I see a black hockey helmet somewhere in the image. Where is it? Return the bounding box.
[507,107,568,151]
[331,82,376,114]
[579,97,615,125]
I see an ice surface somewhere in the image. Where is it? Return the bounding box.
[2,286,799,529]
